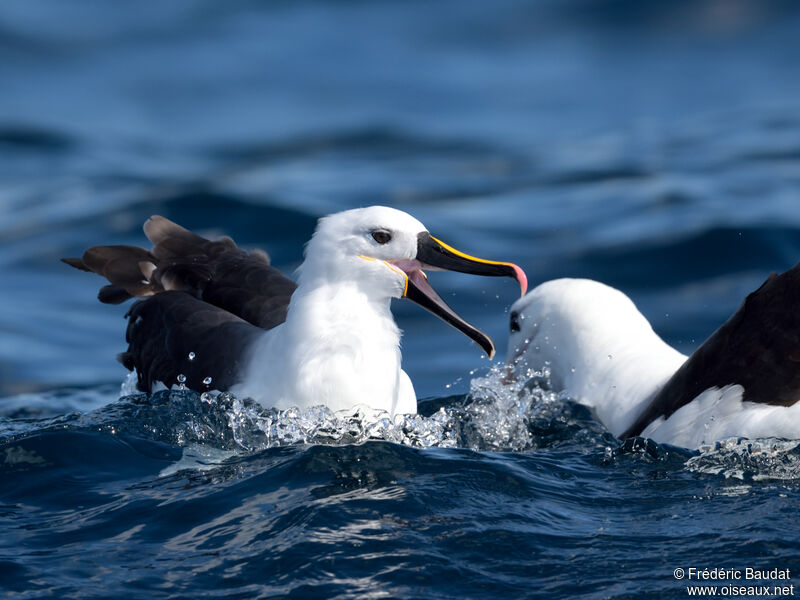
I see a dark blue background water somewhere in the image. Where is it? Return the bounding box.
[2,1,800,598]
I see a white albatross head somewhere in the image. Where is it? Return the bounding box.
[298,206,528,358]
[504,278,686,435]
[505,279,656,375]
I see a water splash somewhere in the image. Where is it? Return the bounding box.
[215,393,462,451]
[6,371,800,484]
[120,371,138,396]
[3,365,586,455]
[460,364,556,451]
[99,364,606,455]
[685,438,800,481]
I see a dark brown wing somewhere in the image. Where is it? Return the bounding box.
[622,264,800,438]
[63,216,298,392]
[119,292,263,393]
[62,245,161,304]
[63,216,297,330]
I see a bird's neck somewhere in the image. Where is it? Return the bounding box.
[242,281,414,415]
[561,333,687,436]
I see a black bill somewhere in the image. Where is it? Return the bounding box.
[394,233,527,359]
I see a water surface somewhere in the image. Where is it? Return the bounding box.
[2,1,800,598]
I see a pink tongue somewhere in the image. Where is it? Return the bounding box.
[408,270,456,317]
[404,267,495,359]
[408,269,431,293]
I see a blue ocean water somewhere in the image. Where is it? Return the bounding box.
[2,1,800,598]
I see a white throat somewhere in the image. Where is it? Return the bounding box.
[234,280,416,416]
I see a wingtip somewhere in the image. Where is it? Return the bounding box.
[143,214,196,246]
[143,215,168,242]
[61,257,90,272]
[98,284,133,305]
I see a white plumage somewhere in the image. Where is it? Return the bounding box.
[234,207,423,415]
[505,278,800,448]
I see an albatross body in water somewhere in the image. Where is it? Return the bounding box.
[506,275,800,448]
[65,206,526,416]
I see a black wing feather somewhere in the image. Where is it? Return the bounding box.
[63,216,298,393]
[623,265,800,438]
[120,292,263,392]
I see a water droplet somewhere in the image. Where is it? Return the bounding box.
[177,373,186,383]
[570,367,576,373]
[607,354,613,360]
[188,352,196,361]
[203,376,213,386]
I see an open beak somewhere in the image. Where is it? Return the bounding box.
[391,232,527,359]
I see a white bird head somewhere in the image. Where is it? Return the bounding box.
[506,279,651,375]
[299,206,528,358]
[300,206,425,297]
[505,276,685,394]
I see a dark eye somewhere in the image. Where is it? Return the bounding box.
[371,229,392,244]
[509,311,520,333]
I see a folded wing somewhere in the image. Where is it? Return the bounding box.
[623,264,800,438]
[63,216,298,392]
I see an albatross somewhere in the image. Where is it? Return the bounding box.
[505,275,800,448]
[64,206,526,416]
